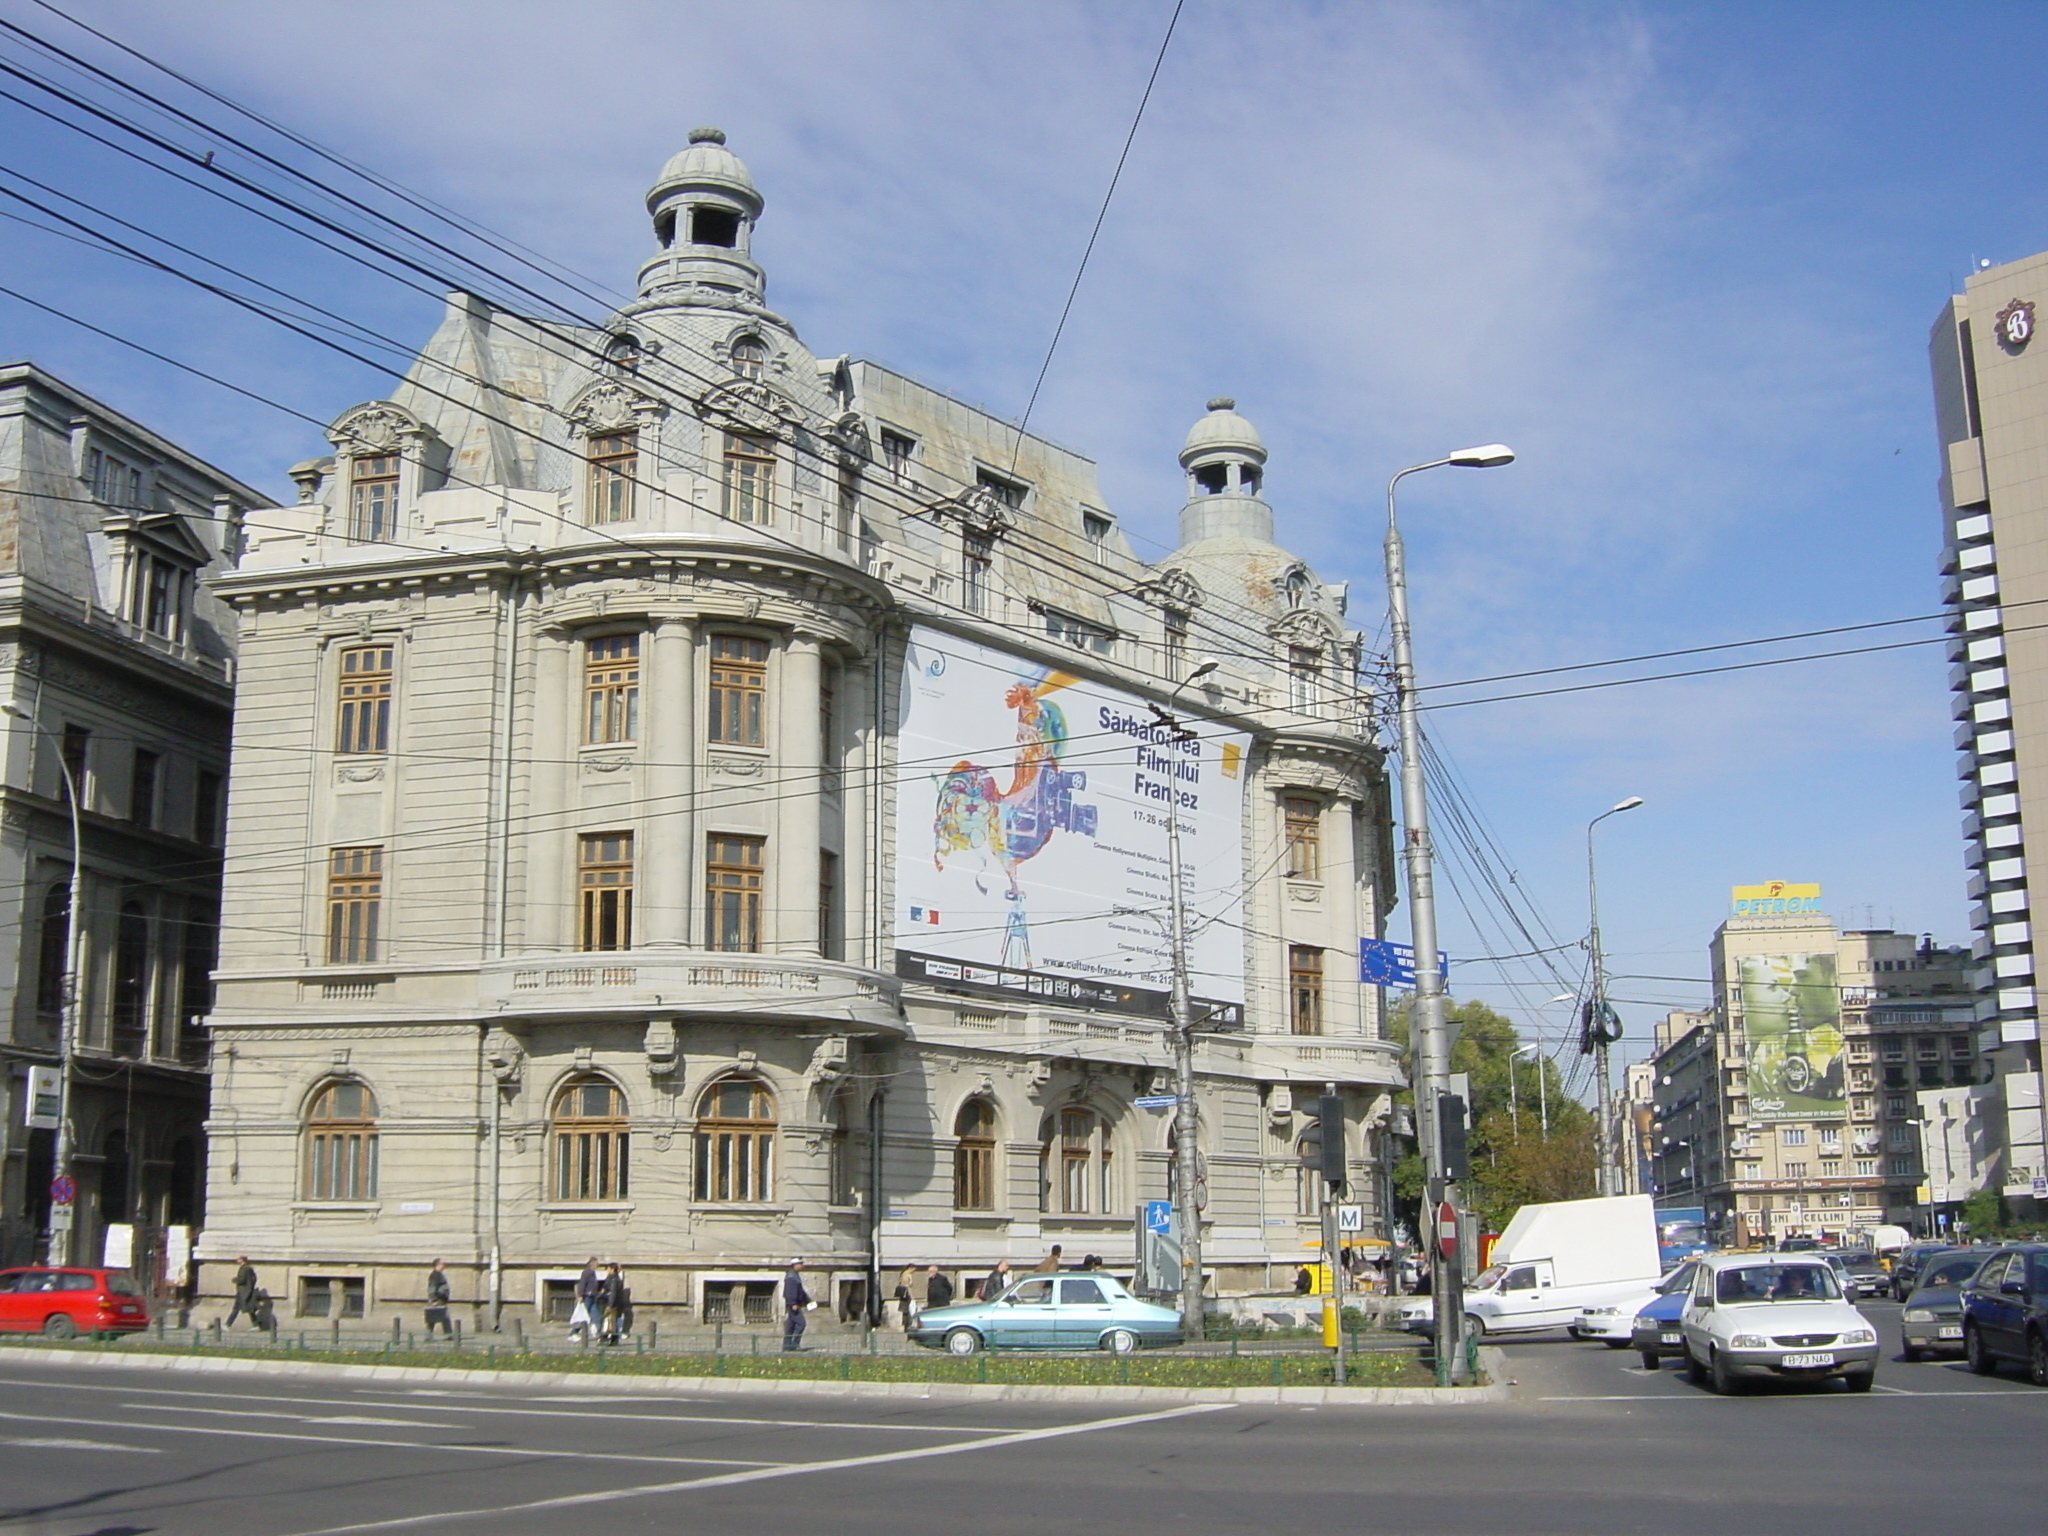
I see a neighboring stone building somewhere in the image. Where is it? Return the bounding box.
[1932,253,2048,1216]
[1649,894,1973,1244]
[196,131,1402,1329]
[0,363,264,1270]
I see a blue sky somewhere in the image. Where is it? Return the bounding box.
[6,0,2046,1080]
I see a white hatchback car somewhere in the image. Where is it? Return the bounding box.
[1573,1261,1701,1348]
[1680,1253,1880,1393]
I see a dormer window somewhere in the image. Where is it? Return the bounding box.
[1044,608,1114,655]
[603,334,642,372]
[129,552,191,640]
[86,447,147,508]
[1082,510,1113,545]
[586,430,638,525]
[731,336,768,380]
[348,454,400,543]
[976,468,1027,510]
[880,429,916,480]
[691,206,741,247]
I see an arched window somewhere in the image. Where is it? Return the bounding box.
[305,1080,379,1200]
[34,879,69,1019]
[694,1077,774,1202]
[1044,1107,1113,1216]
[730,335,768,380]
[552,1076,629,1201]
[111,900,151,1057]
[954,1098,998,1211]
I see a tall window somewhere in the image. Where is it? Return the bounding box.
[706,834,765,952]
[336,646,394,754]
[348,454,400,543]
[955,1098,997,1211]
[552,1076,629,1201]
[586,430,638,524]
[178,899,216,1056]
[129,553,188,640]
[35,880,69,1018]
[1283,797,1321,880]
[708,634,768,745]
[577,832,634,952]
[1289,646,1323,712]
[976,468,1026,509]
[1052,1107,1112,1215]
[326,847,383,964]
[818,849,840,961]
[730,336,768,379]
[584,635,640,744]
[1289,945,1324,1036]
[111,900,151,1056]
[963,532,993,615]
[60,724,90,805]
[722,432,775,524]
[1164,610,1191,681]
[194,768,224,846]
[694,1078,775,1202]
[829,1082,861,1207]
[879,429,915,479]
[305,1081,378,1200]
[129,749,159,829]
[835,470,858,550]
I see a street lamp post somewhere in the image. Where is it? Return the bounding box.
[1385,442,1514,1384]
[1151,657,1221,1344]
[1584,797,1643,1197]
[4,702,84,1264]
[1512,1043,1549,1139]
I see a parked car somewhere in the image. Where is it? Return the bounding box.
[1960,1243,2048,1384]
[0,1267,151,1338]
[909,1273,1183,1355]
[1575,1261,1700,1350]
[1840,1254,1890,1299]
[1900,1249,1992,1361]
[1627,1263,1704,1369]
[1680,1253,1880,1393]
[1890,1242,1954,1301]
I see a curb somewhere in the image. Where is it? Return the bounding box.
[0,1345,1513,1407]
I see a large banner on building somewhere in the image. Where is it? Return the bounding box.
[893,626,1249,1021]
[1738,951,1845,1121]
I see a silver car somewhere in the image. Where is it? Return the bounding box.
[1680,1254,1880,1393]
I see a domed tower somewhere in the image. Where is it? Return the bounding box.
[636,127,767,307]
[1178,397,1270,544]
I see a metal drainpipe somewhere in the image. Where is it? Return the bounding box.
[866,1076,885,1329]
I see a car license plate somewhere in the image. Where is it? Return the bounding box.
[1660,1331,1680,1344]
[1781,1352,1835,1369]
[1939,1326,1963,1339]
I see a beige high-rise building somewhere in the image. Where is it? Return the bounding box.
[1932,252,2048,1216]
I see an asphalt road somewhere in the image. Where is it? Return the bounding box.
[3,1299,2045,1536]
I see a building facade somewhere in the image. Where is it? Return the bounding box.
[0,363,263,1271]
[196,131,1404,1329]
[1932,252,2048,1217]
[1649,900,1972,1244]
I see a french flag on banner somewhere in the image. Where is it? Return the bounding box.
[909,907,941,925]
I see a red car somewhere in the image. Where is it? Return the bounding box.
[0,1268,151,1338]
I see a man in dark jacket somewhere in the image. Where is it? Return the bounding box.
[924,1265,954,1310]
[425,1259,453,1337]
[782,1260,811,1351]
[978,1259,1012,1301]
[572,1257,602,1340]
[226,1257,258,1327]
[602,1264,632,1344]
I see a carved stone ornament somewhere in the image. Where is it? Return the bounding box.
[828,411,871,467]
[567,380,665,435]
[327,402,428,456]
[483,1027,526,1086]
[335,764,385,783]
[1139,567,1204,613]
[644,1018,679,1076]
[927,483,1013,539]
[1269,607,1337,649]
[712,756,763,778]
[582,755,635,776]
[696,379,801,438]
[806,1035,850,1084]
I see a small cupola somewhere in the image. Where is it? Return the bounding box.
[1178,398,1273,543]
[637,127,768,304]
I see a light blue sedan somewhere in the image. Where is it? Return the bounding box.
[910,1273,1185,1355]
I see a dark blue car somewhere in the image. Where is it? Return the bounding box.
[1960,1243,2048,1385]
[1627,1261,1700,1370]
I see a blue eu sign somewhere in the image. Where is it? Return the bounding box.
[1359,938,1449,988]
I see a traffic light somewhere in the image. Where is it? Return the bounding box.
[1299,1094,1346,1189]
[1437,1091,1470,1182]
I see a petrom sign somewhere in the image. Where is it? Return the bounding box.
[1731,881,1823,917]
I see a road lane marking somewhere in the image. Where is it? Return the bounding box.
[124,1404,454,1428]
[0,1409,787,1468]
[0,1375,1022,1434]
[273,1402,1236,1536]
[0,1435,160,1453]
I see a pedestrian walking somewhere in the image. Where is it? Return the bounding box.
[601,1264,632,1344]
[1031,1244,1064,1273]
[226,1257,259,1327]
[978,1259,1012,1300]
[893,1265,918,1333]
[925,1265,954,1310]
[569,1256,602,1340]
[424,1258,453,1337]
[782,1259,813,1351]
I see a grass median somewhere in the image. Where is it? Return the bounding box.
[1,1335,1444,1389]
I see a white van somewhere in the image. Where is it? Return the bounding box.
[1399,1194,1664,1338]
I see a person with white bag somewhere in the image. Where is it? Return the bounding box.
[569,1256,602,1340]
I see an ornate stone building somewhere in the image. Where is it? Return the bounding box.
[1,363,263,1271]
[198,131,1402,1328]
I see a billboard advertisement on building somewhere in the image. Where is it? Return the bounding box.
[1738,951,1845,1122]
[893,625,1249,1021]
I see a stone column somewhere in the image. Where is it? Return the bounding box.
[836,653,873,968]
[526,629,574,953]
[1336,797,1366,1035]
[778,633,823,956]
[643,616,694,947]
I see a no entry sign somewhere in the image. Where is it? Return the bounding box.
[1435,1200,1459,1259]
